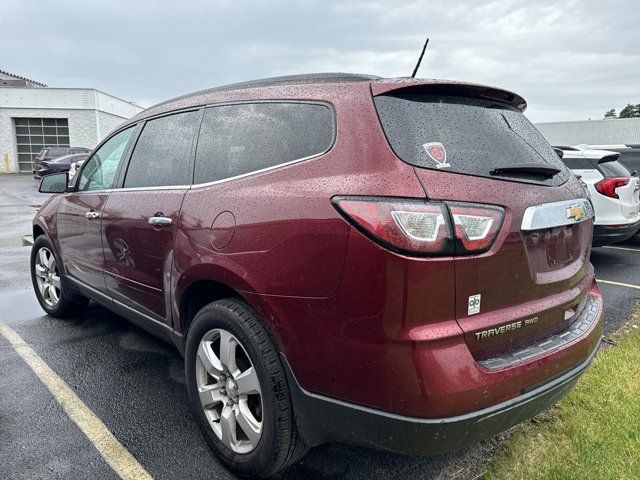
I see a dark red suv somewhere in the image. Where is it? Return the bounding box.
[33,73,603,477]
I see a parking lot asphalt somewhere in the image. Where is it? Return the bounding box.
[1,173,639,480]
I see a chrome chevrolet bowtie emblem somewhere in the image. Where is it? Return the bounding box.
[566,204,585,221]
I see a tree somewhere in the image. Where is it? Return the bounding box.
[604,108,617,118]
[619,104,640,118]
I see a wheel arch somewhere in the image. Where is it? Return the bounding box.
[33,224,46,239]
[175,263,275,340]
[178,279,243,335]
[32,220,66,272]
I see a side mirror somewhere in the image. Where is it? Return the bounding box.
[39,172,69,193]
[553,147,564,159]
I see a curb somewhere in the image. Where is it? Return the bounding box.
[21,235,34,246]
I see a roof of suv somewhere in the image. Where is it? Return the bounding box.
[129,72,527,124]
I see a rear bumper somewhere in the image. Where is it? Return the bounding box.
[593,218,640,246]
[284,333,602,455]
[33,166,51,178]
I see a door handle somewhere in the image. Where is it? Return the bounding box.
[85,211,101,220]
[148,216,173,227]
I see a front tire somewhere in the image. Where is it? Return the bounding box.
[30,235,89,317]
[185,299,307,477]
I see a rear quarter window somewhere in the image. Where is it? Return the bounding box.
[194,102,334,184]
[47,147,68,157]
[598,160,633,178]
[374,92,569,186]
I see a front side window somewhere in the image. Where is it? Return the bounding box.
[194,102,334,184]
[77,127,135,192]
[123,110,200,188]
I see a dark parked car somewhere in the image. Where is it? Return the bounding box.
[32,73,604,477]
[33,152,90,179]
[33,146,91,178]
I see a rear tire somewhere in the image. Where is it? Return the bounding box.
[30,235,89,317]
[185,299,307,477]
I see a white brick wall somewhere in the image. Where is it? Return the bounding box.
[0,87,142,174]
[536,118,640,146]
[97,110,128,141]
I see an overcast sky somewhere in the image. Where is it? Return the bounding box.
[1,0,638,122]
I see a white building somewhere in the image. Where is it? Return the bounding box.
[536,118,640,147]
[1,69,143,174]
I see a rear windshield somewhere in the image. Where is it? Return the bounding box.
[599,160,634,178]
[374,92,569,186]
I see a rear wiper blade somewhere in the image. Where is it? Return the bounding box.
[489,163,561,178]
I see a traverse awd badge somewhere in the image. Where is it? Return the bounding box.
[423,142,450,168]
[468,294,481,315]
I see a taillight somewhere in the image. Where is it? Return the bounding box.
[448,203,504,253]
[333,197,504,256]
[594,177,629,199]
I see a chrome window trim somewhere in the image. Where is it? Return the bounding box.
[190,149,329,189]
[70,184,191,195]
[68,155,326,194]
[69,150,329,194]
[70,155,326,193]
[521,198,594,231]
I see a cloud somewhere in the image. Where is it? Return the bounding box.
[0,0,638,121]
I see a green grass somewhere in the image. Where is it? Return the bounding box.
[486,322,640,480]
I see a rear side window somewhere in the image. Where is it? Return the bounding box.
[194,102,334,184]
[124,110,200,188]
[599,160,633,178]
[374,92,569,186]
[46,147,68,157]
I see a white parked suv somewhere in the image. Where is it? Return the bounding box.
[558,147,640,246]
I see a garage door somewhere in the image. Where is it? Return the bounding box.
[14,118,69,172]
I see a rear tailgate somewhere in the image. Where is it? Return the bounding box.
[416,169,594,359]
[372,80,595,359]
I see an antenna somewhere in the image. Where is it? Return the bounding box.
[411,37,430,78]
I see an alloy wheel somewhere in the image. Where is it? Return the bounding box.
[34,247,61,307]
[195,328,263,454]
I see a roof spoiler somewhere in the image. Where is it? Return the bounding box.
[597,153,621,164]
[371,79,527,111]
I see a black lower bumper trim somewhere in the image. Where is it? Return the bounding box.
[593,220,640,246]
[283,337,601,455]
[478,295,601,370]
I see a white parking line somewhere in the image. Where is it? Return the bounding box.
[602,245,640,253]
[0,324,153,480]
[596,279,640,290]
